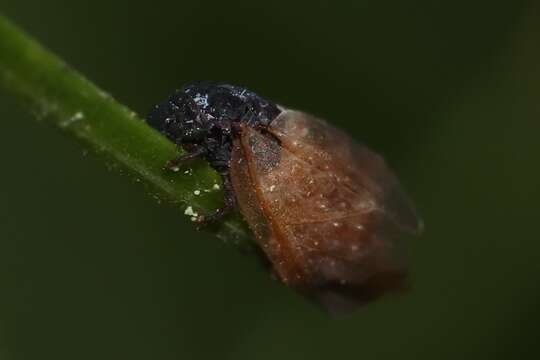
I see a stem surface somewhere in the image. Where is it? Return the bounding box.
[0,14,250,244]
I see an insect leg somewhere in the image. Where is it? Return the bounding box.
[196,172,237,226]
[165,146,207,170]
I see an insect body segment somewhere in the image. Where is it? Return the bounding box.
[146,82,281,221]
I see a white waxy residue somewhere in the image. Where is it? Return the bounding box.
[184,206,198,217]
[60,111,85,128]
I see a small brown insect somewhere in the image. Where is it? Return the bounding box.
[147,82,423,313]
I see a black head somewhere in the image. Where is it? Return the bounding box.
[146,82,281,146]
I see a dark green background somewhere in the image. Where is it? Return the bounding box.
[1,0,538,359]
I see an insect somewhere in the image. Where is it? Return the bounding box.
[146,82,423,313]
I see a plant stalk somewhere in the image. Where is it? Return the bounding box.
[0,14,250,245]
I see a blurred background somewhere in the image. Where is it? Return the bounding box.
[0,0,538,359]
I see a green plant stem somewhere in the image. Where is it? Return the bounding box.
[0,14,250,244]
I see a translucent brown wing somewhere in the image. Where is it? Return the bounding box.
[269,110,421,235]
[230,110,422,313]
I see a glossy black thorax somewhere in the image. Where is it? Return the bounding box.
[146,82,281,172]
